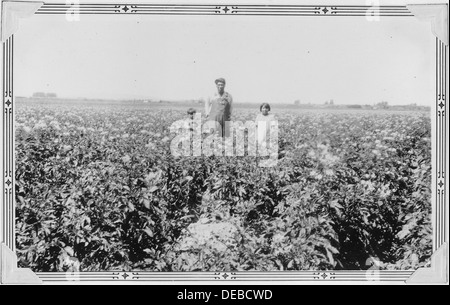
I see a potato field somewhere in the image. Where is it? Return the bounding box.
[14,101,432,272]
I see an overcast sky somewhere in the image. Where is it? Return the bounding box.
[15,13,435,105]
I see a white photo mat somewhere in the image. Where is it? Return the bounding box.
[0,0,448,284]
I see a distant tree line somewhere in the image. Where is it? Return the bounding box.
[32,92,57,98]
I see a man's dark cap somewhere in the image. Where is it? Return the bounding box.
[215,78,226,85]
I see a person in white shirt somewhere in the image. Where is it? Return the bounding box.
[256,103,276,149]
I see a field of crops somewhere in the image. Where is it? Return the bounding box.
[14,100,432,272]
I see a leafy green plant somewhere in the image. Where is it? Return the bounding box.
[15,103,432,271]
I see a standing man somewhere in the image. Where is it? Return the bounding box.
[205,78,233,137]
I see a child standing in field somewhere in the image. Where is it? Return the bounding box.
[187,108,197,130]
[256,103,276,150]
[186,108,201,156]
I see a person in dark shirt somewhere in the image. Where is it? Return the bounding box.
[204,78,233,137]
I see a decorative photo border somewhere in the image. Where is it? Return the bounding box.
[1,1,448,284]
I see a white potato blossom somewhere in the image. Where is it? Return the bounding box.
[49,120,61,129]
[271,233,287,245]
[378,184,392,199]
[33,121,47,129]
[145,142,156,149]
[122,155,131,163]
[324,169,334,176]
[360,180,375,192]
[310,170,323,180]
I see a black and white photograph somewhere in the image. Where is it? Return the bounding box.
[0,0,448,285]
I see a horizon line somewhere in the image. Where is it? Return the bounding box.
[15,96,431,107]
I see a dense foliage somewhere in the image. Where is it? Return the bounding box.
[15,102,432,271]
